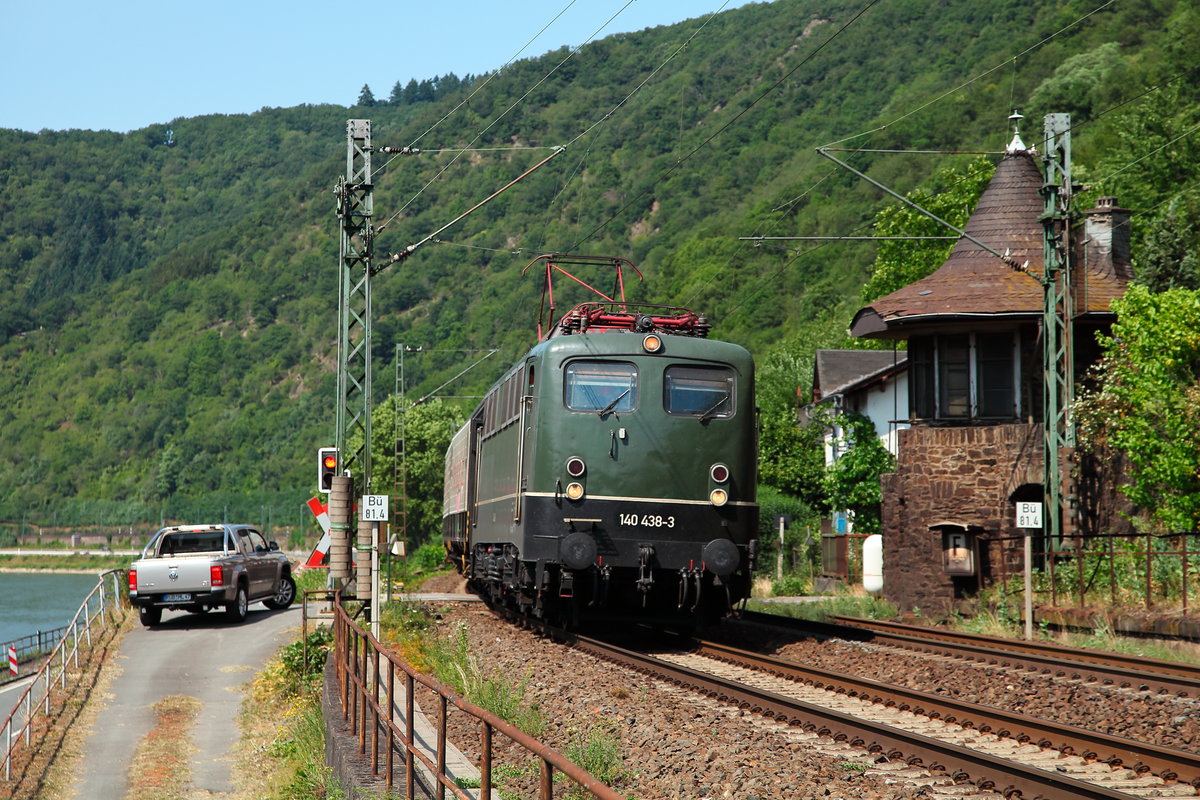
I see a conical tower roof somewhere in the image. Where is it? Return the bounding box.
[851,151,1046,337]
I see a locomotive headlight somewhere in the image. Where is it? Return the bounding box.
[710,463,730,484]
[566,482,585,501]
[642,334,663,353]
[709,488,728,507]
[566,456,586,478]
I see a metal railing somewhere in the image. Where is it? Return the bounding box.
[2,570,126,782]
[995,531,1200,612]
[1,626,68,669]
[332,596,625,800]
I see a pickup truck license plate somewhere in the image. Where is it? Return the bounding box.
[162,593,192,602]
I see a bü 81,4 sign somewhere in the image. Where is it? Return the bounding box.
[360,495,389,522]
[1016,502,1042,529]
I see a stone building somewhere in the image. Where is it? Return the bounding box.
[848,137,1134,615]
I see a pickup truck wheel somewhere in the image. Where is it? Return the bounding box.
[138,605,162,627]
[263,574,296,610]
[225,584,248,623]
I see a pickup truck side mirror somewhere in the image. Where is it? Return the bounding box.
[268,541,280,551]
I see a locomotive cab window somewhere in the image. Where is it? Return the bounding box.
[564,361,638,413]
[665,365,734,418]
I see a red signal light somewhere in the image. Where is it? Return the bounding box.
[317,447,339,493]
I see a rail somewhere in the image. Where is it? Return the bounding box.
[2,569,126,782]
[332,596,624,800]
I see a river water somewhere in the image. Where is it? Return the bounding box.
[0,573,112,647]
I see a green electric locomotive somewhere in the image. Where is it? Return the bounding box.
[443,255,758,626]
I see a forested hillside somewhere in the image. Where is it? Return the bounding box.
[0,0,1195,532]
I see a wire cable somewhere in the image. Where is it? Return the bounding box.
[376,1,641,235]
[818,0,1118,149]
[1092,120,1200,187]
[569,0,884,252]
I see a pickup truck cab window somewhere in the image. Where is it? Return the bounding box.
[240,529,269,552]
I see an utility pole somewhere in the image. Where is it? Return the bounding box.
[329,119,560,608]
[334,119,375,494]
[1040,113,1076,550]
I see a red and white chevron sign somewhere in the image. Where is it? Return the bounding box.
[304,496,331,568]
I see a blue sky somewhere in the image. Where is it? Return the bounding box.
[1,0,750,134]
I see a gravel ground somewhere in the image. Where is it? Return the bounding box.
[406,574,1199,798]
[708,620,1200,753]
[408,574,967,799]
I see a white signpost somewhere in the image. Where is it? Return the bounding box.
[361,495,390,637]
[1017,501,1043,641]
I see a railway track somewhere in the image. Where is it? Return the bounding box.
[567,631,1200,800]
[738,609,1200,698]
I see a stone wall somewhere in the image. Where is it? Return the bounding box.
[881,423,1042,615]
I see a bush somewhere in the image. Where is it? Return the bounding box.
[276,627,333,695]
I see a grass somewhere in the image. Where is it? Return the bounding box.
[244,625,342,800]
[411,618,546,738]
[745,592,899,622]
[1057,618,1200,665]
[124,695,202,800]
[562,722,628,798]
[11,607,132,800]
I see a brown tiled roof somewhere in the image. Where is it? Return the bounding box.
[850,151,1128,339]
[812,349,907,402]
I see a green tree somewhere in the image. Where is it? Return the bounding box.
[755,345,828,510]
[350,397,465,545]
[822,411,894,534]
[1076,285,1200,532]
[1135,198,1200,292]
[861,157,994,302]
[1027,42,1128,122]
[357,84,376,107]
[155,441,185,498]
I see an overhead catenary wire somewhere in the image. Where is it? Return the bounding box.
[384,147,565,264]
[569,0,884,252]
[399,0,582,154]
[1092,120,1200,188]
[688,2,1159,310]
[818,0,1119,150]
[376,0,643,236]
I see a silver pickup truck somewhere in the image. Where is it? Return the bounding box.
[129,523,296,626]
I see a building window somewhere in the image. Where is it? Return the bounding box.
[910,332,1019,421]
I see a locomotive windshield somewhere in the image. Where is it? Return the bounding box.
[664,365,735,418]
[565,361,638,413]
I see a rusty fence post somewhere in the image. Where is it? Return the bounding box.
[540,757,554,800]
[386,659,395,791]
[406,672,415,800]
[481,720,493,798]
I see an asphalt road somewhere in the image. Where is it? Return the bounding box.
[71,602,300,799]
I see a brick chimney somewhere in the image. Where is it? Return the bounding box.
[1082,196,1133,281]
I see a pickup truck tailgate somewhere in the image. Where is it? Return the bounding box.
[135,558,218,594]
